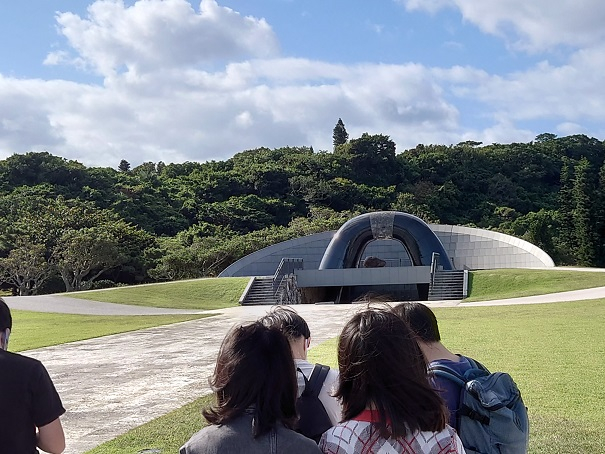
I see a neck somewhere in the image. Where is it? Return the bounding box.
[290,337,307,360]
[419,341,459,363]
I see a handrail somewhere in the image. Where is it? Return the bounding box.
[238,277,257,305]
[430,252,440,287]
[275,274,301,305]
[272,258,304,294]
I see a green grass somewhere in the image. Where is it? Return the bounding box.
[86,396,211,454]
[85,299,605,454]
[10,310,211,352]
[465,269,605,301]
[64,277,250,310]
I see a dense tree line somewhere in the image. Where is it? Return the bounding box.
[1,128,604,294]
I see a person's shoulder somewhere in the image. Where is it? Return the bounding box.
[436,425,465,451]
[0,350,43,370]
[320,421,367,451]
[431,355,475,373]
[326,366,339,382]
[275,426,322,452]
[295,359,314,374]
[322,367,339,396]
[457,355,485,371]
[180,423,237,452]
[324,419,364,436]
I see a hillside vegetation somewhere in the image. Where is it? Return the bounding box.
[2,130,605,294]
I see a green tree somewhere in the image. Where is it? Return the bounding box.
[390,192,438,224]
[596,163,605,266]
[336,133,398,186]
[535,133,557,143]
[572,157,596,265]
[0,241,53,295]
[118,159,131,173]
[333,118,348,150]
[53,227,125,291]
[501,209,559,260]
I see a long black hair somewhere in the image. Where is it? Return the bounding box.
[203,322,298,437]
[336,307,448,439]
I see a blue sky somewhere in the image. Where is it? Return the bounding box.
[0,0,604,168]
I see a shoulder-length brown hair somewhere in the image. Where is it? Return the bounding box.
[336,307,448,438]
[203,322,298,437]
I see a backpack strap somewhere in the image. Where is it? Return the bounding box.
[301,364,330,398]
[429,364,468,387]
[430,359,493,427]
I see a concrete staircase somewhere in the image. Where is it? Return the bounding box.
[241,276,277,305]
[428,270,466,301]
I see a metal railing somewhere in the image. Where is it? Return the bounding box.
[275,274,302,305]
[272,258,304,294]
[430,252,440,287]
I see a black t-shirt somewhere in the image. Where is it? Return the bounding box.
[0,350,66,453]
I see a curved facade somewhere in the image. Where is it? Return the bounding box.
[219,222,554,277]
[430,224,554,270]
[319,211,453,270]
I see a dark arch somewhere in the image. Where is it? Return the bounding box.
[319,211,453,270]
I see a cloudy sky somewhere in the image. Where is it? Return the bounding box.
[1,0,604,168]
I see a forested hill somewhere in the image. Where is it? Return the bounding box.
[1,132,604,295]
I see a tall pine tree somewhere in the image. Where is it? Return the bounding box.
[572,157,596,265]
[333,118,348,150]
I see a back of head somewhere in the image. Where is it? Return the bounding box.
[336,307,447,438]
[204,321,298,437]
[0,298,12,331]
[392,302,441,343]
[258,306,310,341]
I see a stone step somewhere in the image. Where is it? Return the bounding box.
[242,277,278,305]
[428,270,465,300]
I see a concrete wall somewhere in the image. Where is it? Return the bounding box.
[219,231,334,277]
[218,225,554,277]
[295,266,431,287]
[430,225,555,270]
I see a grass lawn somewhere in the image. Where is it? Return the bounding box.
[85,299,605,454]
[63,277,250,310]
[10,310,211,351]
[465,268,605,301]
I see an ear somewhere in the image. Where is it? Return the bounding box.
[1,328,9,350]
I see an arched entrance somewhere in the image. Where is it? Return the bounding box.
[318,211,453,301]
[319,211,453,270]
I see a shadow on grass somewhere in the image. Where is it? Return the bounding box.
[467,272,474,296]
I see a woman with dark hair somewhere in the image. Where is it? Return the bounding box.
[319,308,465,454]
[180,322,321,454]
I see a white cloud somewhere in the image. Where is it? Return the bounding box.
[0,55,464,166]
[2,0,605,168]
[556,122,586,136]
[447,44,605,123]
[403,0,605,52]
[50,0,279,77]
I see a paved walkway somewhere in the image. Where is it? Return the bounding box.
[4,295,207,315]
[4,287,605,454]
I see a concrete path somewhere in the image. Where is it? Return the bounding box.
[4,287,605,454]
[3,295,206,315]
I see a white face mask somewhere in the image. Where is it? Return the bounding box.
[1,328,9,350]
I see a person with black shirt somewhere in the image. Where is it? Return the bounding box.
[0,298,66,454]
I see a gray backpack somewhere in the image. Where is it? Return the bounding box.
[430,357,529,454]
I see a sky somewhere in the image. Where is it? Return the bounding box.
[1,0,604,169]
